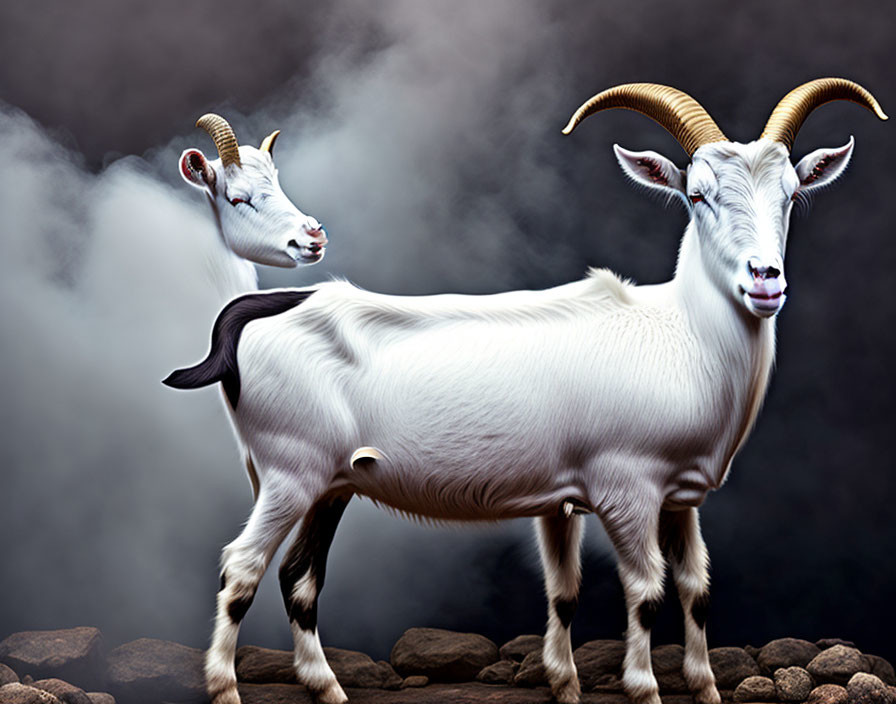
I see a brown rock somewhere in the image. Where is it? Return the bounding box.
[235,646,296,684]
[390,628,498,682]
[1,662,19,685]
[237,682,313,703]
[589,673,625,692]
[0,682,63,703]
[651,644,688,693]
[400,675,429,689]
[85,695,115,704]
[513,649,546,687]
[375,660,403,690]
[0,628,106,692]
[323,647,397,688]
[807,645,870,686]
[774,666,815,701]
[476,660,516,685]
[867,655,896,686]
[745,645,761,660]
[807,683,849,704]
[106,638,205,704]
[817,639,857,650]
[498,635,543,663]
[733,675,777,702]
[710,647,761,689]
[848,673,896,704]
[31,679,92,704]
[758,638,821,674]
[574,639,626,691]
[349,682,568,702]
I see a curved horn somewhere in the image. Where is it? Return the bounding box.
[259,129,281,156]
[196,113,242,169]
[562,83,728,156]
[761,78,888,152]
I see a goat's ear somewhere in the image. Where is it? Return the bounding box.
[613,145,685,197]
[794,137,854,193]
[179,149,217,193]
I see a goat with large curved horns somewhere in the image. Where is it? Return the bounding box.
[179,113,327,298]
[166,79,885,704]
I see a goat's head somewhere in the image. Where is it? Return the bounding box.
[564,79,887,318]
[179,114,327,267]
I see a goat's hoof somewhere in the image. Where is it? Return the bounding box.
[314,680,348,704]
[551,676,581,704]
[694,684,721,704]
[209,685,242,704]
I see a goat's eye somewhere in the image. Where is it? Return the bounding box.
[229,197,253,208]
[688,193,705,205]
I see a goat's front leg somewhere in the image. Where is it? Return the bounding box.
[536,512,584,704]
[279,494,352,704]
[602,496,666,704]
[660,508,719,704]
[206,476,308,704]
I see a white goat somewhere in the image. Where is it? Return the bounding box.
[178,113,328,299]
[165,79,885,704]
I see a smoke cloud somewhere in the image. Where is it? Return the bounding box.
[0,0,894,663]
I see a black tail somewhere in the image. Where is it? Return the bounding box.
[163,289,316,409]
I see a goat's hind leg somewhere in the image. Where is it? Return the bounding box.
[660,508,719,704]
[280,494,352,704]
[205,476,307,704]
[536,512,585,704]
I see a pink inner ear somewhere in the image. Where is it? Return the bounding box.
[636,157,668,185]
[802,153,837,185]
[180,150,204,181]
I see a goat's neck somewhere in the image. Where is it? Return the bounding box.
[206,198,259,299]
[672,222,776,433]
[673,222,774,353]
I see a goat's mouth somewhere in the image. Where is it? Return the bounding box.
[740,284,786,317]
[287,240,326,264]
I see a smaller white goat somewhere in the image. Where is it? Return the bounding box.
[179,114,328,298]
[166,80,885,704]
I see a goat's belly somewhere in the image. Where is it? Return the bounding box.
[344,460,591,521]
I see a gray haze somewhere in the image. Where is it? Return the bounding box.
[0,0,894,663]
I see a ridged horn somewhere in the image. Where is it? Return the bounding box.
[259,129,281,156]
[196,113,241,169]
[761,78,888,151]
[562,83,728,156]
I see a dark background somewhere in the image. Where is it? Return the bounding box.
[0,0,893,665]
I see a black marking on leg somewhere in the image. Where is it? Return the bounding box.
[553,597,578,629]
[639,597,663,630]
[279,495,351,627]
[219,573,227,592]
[163,289,316,409]
[228,591,255,624]
[293,602,319,632]
[691,592,710,629]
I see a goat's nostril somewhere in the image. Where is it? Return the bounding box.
[748,259,781,280]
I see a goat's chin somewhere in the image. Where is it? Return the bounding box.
[742,291,785,318]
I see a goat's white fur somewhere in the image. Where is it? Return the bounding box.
[185,136,856,704]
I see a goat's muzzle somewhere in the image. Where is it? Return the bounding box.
[741,258,787,318]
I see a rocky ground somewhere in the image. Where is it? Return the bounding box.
[0,627,893,704]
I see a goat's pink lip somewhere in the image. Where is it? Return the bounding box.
[747,291,782,301]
